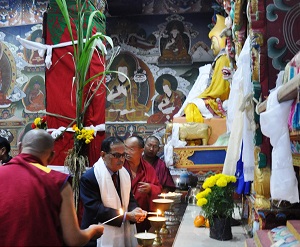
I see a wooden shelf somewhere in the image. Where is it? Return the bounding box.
[257,73,300,113]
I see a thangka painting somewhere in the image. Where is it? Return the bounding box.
[266,0,300,89]
[106,13,214,128]
[0,23,46,154]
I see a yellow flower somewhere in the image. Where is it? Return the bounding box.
[230,176,237,183]
[203,187,211,196]
[196,192,202,200]
[196,191,205,199]
[203,176,216,188]
[197,173,236,222]
[197,198,207,207]
[34,117,41,125]
[73,126,95,144]
[216,177,228,187]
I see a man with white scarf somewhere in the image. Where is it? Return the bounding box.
[80,136,147,247]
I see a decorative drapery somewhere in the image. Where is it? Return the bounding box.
[44,0,106,166]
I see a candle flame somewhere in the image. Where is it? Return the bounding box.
[156,209,162,217]
[119,208,124,215]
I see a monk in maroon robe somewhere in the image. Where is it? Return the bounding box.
[0,129,103,246]
[143,136,176,192]
[123,135,162,232]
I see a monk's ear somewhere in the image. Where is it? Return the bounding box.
[17,142,22,154]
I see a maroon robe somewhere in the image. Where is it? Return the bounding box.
[151,157,176,192]
[0,154,69,246]
[123,157,162,232]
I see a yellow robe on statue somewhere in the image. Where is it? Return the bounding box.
[184,50,230,122]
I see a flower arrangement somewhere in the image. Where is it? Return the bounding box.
[72,124,95,144]
[196,173,237,223]
[31,116,47,130]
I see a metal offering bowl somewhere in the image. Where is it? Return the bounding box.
[148,216,166,229]
[135,232,156,247]
[158,192,182,204]
[148,216,166,246]
[152,198,174,213]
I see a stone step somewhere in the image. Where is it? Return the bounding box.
[253,230,272,247]
[244,238,256,247]
[245,221,300,247]
[287,220,300,241]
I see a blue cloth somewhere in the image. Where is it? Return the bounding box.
[235,144,251,195]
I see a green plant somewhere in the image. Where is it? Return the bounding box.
[53,0,122,211]
[196,173,236,223]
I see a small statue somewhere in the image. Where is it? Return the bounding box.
[253,146,271,209]
[165,122,212,146]
[184,15,231,122]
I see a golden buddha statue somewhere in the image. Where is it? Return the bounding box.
[184,15,230,122]
[253,146,271,209]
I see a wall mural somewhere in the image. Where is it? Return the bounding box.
[0,24,45,155]
[142,0,213,14]
[105,13,214,138]
[0,0,215,150]
[0,0,47,27]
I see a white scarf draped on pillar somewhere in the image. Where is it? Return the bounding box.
[260,86,299,203]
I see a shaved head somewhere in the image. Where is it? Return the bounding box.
[21,129,54,165]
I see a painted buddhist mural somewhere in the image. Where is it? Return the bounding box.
[1,0,297,159]
[0,0,215,155]
[105,13,214,138]
[0,23,45,156]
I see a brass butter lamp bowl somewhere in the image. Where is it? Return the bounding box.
[158,192,182,226]
[148,216,166,246]
[152,198,174,235]
[134,232,156,247]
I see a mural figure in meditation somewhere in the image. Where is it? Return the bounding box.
[27,82,45,112]
[147,74,182,124]
[158,20,192,65]
[106,53,150,122]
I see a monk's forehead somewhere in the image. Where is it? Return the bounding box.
[125,138,141,148]
[110,142,125,150]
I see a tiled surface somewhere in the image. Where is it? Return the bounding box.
[172,205,248,247]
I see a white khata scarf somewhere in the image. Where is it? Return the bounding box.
[94,157,137,247]
[260,86,299,203]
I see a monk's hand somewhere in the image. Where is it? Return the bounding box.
[89,224,104,240]
[138,182,151,194]
[127,207,147,223]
